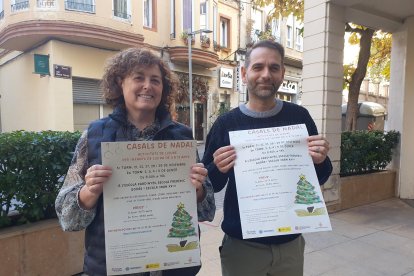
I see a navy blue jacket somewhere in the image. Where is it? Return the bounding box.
[84,107,201,276]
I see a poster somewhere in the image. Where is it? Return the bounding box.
[102,140,200,275]
[229,124,332,239]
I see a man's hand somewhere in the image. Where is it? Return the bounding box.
[213,145,236,173]
[307,135,330,164]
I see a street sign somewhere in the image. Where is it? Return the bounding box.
[54,64,72,79]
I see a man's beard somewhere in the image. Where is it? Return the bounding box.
[248,84,278,99]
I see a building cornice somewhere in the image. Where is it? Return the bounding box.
[284,56,303,68]
[0,20,145,51]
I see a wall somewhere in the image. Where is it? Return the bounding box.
[302,1,345,204]
[0,219,84,276]
[0,40,116,132]
[387,16,414,199]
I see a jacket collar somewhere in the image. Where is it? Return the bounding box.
[109,106,174,131]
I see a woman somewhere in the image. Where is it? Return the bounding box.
[55,48,215,276]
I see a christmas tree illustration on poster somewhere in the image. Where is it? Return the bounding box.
[166,202,198,252]
[294,174,326,217]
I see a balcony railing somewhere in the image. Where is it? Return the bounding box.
[11,1,30,12]
[113,10,131,20]
[37,0,56,9]
[65,1,95,13]
[0,10,4,20]
[114,11,131,20]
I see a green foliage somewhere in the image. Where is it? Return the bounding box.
[257,29,277,41]
[340,130,399,176]
[368,32,392,81]
[347,26,392,82]
[253,0,304,22]
[343,64,356,90]
[0,131,81,228]
[217,102,230,116]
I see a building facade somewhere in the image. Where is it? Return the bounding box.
[0,0,237,142]
[303,0,414,201]
[231,3,304,107]
[0,0,303,142]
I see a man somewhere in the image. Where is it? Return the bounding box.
[202,40,333,276]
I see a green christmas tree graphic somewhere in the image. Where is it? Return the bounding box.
[294,174,322,205]
[168,202,197,243]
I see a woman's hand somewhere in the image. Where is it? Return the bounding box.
[190,163,208,202]
[79,164,112,209]
[308,135,330,164]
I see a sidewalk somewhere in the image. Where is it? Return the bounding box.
[198,198,414,276]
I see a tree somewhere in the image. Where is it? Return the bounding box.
[252,0,304,21]
[252,0,391,131]
[343,24,375,131]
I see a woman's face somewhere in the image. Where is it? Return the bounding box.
[121,64,163,117]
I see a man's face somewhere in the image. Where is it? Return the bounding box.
[241,47,285,102]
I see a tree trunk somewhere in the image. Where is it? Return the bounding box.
[345,28,375,131]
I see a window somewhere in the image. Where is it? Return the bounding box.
[11,0,29,12]
[271,19,281,42]
[144,0,156,29]
[37,0,57,9]
[251,8,263,42]
[200,0,208,31]
[220,17,230,49]
[65,0,95,13]
[286,25,293,48]
[295,27,303,51]
[0,0,4,19]
[113,0,130,20]
[182,0,192,32]
[170,0,176,38]
[200,1,206,14]
[213,3,217,45]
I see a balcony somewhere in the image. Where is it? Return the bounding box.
[65,0,95,13]
[113,10,131,20]
[168,47,219,69]
[37,0,56,9]
[0,1,144,52]
[11,1,29,12]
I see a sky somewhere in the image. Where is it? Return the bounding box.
[343,33,360,65]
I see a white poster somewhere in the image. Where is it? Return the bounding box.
[102,140,200,275]
[229,124,332,239]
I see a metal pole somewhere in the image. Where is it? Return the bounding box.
[188,34,194,137]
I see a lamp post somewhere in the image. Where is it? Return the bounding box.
[187,29,212,137]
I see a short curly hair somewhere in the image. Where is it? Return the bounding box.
[101,48,178,115]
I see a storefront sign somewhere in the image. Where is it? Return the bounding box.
[220,67,233,89]
[54,64,72,79]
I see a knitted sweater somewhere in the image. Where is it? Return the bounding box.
[202,99,332,245]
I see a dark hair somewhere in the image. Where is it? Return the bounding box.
[244,40,285,68]
[101,48,178,115]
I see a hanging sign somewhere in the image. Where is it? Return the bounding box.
[219,67,233,89]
